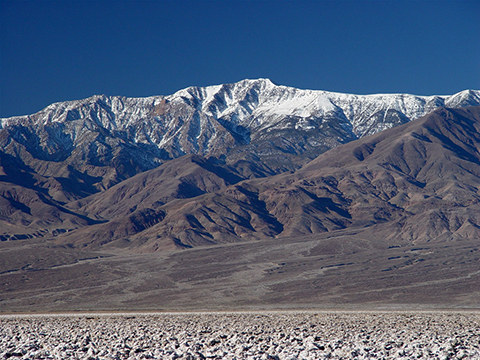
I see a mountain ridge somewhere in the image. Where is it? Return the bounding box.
[1,79,480,251]
[4,80,478,144]
[1,79,478,200]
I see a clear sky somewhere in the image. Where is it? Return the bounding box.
[1,0,479,118]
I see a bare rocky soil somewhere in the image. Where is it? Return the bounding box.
[1,312,479,359]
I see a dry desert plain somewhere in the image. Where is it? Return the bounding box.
[1,227,480,311]
[1,227,480,359]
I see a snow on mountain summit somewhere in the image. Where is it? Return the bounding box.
[165,79,480,133]
[1,79,479,177]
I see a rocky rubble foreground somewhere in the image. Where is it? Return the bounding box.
[1,312,479,359]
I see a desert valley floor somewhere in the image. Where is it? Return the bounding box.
[2,179,480,360]
[1,226,480,313]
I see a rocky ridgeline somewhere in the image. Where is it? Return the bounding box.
[1,312,479,359]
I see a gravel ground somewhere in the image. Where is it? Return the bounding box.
[1,312,479,359]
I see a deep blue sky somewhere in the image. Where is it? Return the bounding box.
[1,0,479,118]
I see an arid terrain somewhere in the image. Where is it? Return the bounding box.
[1,89,480,313]
[1,312,480,359]
[1,227,480,312]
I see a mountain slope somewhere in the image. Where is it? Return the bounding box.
[0,150,101,241]
[54,106,480,251]
[57,155,248,251]
[69,154,244,220]
[287,106,480,242]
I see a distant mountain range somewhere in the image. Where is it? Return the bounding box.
[59,106,480,252]
[0,79,479,250]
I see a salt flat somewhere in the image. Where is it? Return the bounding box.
[1,312,479,359]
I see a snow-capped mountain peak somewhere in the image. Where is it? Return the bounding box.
[1,79,479,180]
